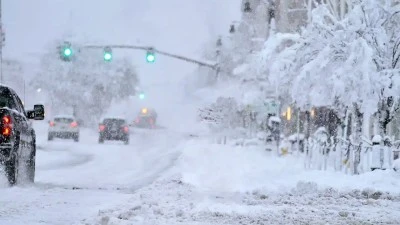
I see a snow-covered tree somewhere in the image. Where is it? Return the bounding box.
[31,40,139,125]
[258,0,400,136]
[198,97,240,130]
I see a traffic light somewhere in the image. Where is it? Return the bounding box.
[139,92,145,100]
[63,48,72,56]
[60,42,73,61]
[103,47,112,62]
[146,48,155,63]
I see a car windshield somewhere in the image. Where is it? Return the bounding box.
[54,118,74,123]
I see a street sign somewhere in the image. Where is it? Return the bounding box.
[254,99,280,117]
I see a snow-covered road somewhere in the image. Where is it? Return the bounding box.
[0,121,183,225]
[2,121,400,225]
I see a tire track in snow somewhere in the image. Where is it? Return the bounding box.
[33,129,185,193]
[36,143,94,171]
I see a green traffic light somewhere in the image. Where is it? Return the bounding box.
[104,52,112,61]
[139,93,145,99]
[63,48,72,56]
[146,53,155,63]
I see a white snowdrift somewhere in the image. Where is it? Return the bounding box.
[175,139,400,194]
[79,138,400,225]
[83,174,400,225]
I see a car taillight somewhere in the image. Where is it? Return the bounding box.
[3,116,11,124]
[50,121,55,126]
[70,121,78,127]
[99,125,106,131]
[2,115,12,136]
[123,126,129,133]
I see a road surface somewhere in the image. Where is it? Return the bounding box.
[0,121,182,225]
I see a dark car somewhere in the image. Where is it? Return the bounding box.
[98,118,129,144]
[0,85,45,185]
[133,108,157,129]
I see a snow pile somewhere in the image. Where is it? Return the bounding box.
[175,139,400,193]
[176,139,298,193]
[82,175,400,225]
[80,138,400,224]
[0,186,132,225]
[0,168,9,188]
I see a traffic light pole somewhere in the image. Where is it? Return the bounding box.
[0,0,3,84]
[83,44,217,70]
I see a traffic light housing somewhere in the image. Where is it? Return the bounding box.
[103,47,112,62]
[59,42,73,61]
[146,48,155,63]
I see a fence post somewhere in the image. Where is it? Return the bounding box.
[323,142,328,171]
[370,135,383,170]
[353,143,361,175]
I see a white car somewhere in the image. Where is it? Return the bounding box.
[48,115,80,142]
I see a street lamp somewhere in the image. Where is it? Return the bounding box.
[37,88,42,93]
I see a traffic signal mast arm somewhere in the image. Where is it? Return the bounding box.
[83,44,217,70]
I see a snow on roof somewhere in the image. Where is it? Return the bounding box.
[53,114,75,119]
[269,116,281,123]
[0,84,18,92]
[315,127,327,134]
[372,135,382,143]
[288,133,305,141]
[100,116,127,121]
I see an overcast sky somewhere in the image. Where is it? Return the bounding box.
[4,0,240,65]
[4,0,241,120]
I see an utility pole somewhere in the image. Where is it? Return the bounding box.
[0,0,3,84]
[23,80,25,105]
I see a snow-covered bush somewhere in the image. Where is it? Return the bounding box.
[31,40,139,125]
[198,97,241,132]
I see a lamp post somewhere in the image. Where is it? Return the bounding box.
[0,0,3,84]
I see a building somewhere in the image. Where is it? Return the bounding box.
[274,0,350,33]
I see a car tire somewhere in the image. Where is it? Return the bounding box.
[4,152,18,186]
[124,138,129,145]
[27,156,35,183]
[98,137,104,144]
[5,137,21,186]
[48,133,53,141]
[25,133,36,183]
[74,134,79,142]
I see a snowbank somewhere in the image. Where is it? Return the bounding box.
[79,137,400,224]
[82,175,400,225]
[174,139,400,194]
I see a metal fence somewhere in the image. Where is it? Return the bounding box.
[302,135,399,175]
